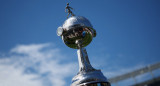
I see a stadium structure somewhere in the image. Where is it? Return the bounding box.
[108,62,160,86]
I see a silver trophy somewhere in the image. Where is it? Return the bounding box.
[57,3,110,86]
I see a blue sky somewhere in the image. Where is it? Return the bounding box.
[0,0,160,86]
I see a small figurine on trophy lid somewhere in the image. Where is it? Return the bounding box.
[65,3,75,18]
[57,3,110,86]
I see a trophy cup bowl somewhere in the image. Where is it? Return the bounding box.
[57,16,96,49]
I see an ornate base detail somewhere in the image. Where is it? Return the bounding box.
[71,70,109,86]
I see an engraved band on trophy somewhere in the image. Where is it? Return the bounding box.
[57,3,111,86]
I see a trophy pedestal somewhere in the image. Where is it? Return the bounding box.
[71,70,110,86]
[71,47,110,86]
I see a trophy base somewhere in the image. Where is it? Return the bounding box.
[79,82,111,86]
[71,70,110,86]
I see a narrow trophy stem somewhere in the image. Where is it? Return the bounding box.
[71,41,110,86]
[76,40,95,72]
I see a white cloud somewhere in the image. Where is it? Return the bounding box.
[0,64,41,86]
[0,43,77,86]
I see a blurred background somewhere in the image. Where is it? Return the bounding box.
[0,0,160,86]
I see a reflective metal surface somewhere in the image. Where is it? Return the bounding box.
[79,82,110,86]
[57,16,110,86]
[57,16,96,49]
[57,26,63,36]
[71,70,109,86]
[77,48,95,72]
[71,48,109,86]
[62,16,93,30]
